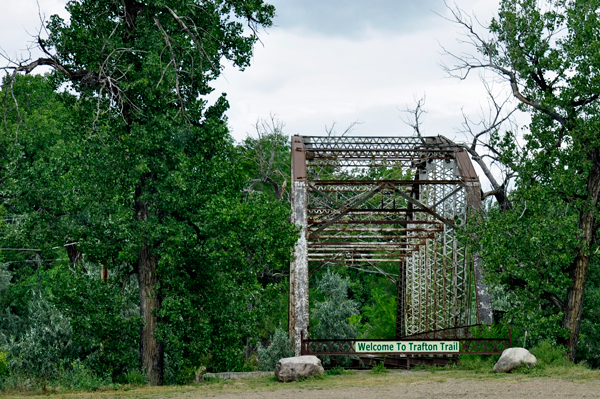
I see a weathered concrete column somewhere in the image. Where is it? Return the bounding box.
[290,135,309,356]
[464,181,493,325]
[474,254,493,324]
[454,145,494,326]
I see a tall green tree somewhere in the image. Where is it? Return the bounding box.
[448,0,600,360]
[2,0,280,384]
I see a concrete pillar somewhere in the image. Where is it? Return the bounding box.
[290,135,309,356]
[474,254,493,324]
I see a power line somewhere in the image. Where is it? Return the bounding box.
[0,248,42,251]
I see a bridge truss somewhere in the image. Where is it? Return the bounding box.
[289,135,493,356]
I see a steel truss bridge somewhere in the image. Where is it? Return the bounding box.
[289,135,493,356]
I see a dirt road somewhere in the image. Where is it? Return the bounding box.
[206,378,600,399]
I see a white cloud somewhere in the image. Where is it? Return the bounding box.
[2,0,522,149]
[0,1,69,62]
[212,2,510,142]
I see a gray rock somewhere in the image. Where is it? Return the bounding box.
[494,347,537,373]
[275,355,324,382]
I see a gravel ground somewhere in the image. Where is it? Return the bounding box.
[205,378,600,399]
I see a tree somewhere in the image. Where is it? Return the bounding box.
[2,0,277,384]
[445,0,600,360]
[312,270,359,340]
[238,116,290,201]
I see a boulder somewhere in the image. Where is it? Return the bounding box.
[493,347,537,373]
[274,355,324,382]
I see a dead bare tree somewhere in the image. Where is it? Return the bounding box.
[403,89,517,211]
[241,115,290,201]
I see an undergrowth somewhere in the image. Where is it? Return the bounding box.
[453,340,580,374]
[0,361,149,394]
[325,366,352,375]
[370,361,389,374]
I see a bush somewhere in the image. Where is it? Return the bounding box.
[530,341,569,367]
[0,350,8,377]
[370,361,388,374]
[52,360,109,392]
[124,370,147,385]
[457,355,499,372]
[359,287,396,339]
[312,271,359,366]
[257,328,293,371]
[325,366,347,375]
[6,291,75,381]
[312,271,359,341]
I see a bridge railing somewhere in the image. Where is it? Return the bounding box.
[300,329,512,356]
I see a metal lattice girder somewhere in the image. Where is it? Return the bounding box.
[290,135,493,354]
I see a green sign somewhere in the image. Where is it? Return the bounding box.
[353,341,459,353]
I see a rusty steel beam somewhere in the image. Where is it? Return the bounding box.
[309,183,389,237]
[393,189,455,227]
[307,208,412,213]
[309,227,442,233]
[309,180,463,185]
[308,220,442,225]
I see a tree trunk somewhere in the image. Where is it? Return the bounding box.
[137,243,163,385]
[136,190,164,385]
[562,152,600,362]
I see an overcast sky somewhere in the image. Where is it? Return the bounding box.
[1,0,514,144]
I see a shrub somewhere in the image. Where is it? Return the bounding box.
[257,328,293,371]
[325,366,347,375]
[530,341,569,367]
[52,360,109,392]
[6,291,75,381]
[124,370,147,385]
[359,287,396,339]
[0,350,8,376]
[312,271,359,341]
[370,361,388,374]
[457,354,498,372]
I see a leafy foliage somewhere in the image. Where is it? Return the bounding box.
[472,187,578,344]
[312,270,359,341]
[257,328,293,371]
[5,290,74,381]
[450,0,600,361]
[1,8,296,382]
[358,286,396,339]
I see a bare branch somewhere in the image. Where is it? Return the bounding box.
[401,96,427,144]
[153,15,186,120]
[165,6,218,73]
[441,2,567,126]
[324,119,363,137]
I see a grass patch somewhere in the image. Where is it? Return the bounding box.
[325,366,352,376]
[1,365,599,398]
[370,361,389,374]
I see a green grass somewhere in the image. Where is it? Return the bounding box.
[1,367,599,399]
[370,361,389,374]
[1,343,597,399]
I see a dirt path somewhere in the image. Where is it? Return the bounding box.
[205,378,600,399]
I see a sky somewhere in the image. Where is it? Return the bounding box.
[0,0,515,144]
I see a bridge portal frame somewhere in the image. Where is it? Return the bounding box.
[289,135,493,356]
